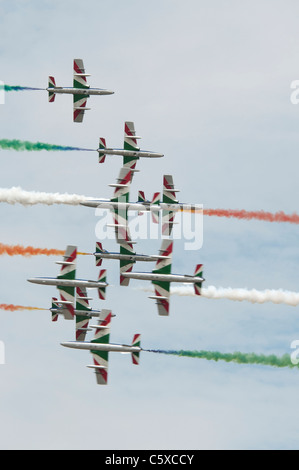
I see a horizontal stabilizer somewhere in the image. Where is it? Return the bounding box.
[55,261,76,266]
[109,183,130,188]
[148,295,169,300]
[74,73,91,77]
[89,324,110,330]
[86,365,107,370]
[48,92,56,102]
[73,106,91,110]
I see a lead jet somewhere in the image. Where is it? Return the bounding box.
[50,287,116,341]
[47,58,114,123]
[94,240,171,285]
[61,311,141,385]
[98,121,164,176]
[28,245,108,319]
[120,239,204,316]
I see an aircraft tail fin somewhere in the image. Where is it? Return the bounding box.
[48,76,56,102]
[194,263,204,296]
[138,191,146,203]
[95,242,105,267]
[98,269,107,300]
[51,297,59,322]
[98,138,106,164]
[131,334,141,365]
[151,192,160,205]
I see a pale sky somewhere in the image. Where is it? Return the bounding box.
[1,0,299,450]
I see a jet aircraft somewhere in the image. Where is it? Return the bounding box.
[94,241,171,285]
[50,286,116,341]
[81,169,202,237]
[98,121,164,175]
[61,311,141,385]
[119,239,204,316]
[28,245,108,318]
[47,59,114,122]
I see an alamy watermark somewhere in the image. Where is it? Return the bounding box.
[95,204,203,250]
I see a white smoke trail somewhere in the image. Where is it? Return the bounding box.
[138,285,299,307]
[0,187,89,206]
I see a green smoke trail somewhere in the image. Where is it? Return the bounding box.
[0,84,45,91]
[146,349,298,369]
[0,139,94,152]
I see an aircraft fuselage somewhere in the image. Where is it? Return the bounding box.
[121,272,204,283]
[61,341,141,354]
[28,277,107,288]
[97,148,164,158]
[94,252,162,262]
[81,200,201,212]
[50,308,104,318]
[46,87,114,96]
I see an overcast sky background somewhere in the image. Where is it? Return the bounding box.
[1,0,299,450]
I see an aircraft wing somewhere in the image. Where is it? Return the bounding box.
[57,245,77,318]
[150,281,171,316]
[162,209,176,236]
[162,175,180,236]
[73,94,90,123]
[123,121,141,178]
[89,310,112,385]
[73,58,90,123]
[109,167,132,243]
[119,239,136,286]
[75,287,92,341]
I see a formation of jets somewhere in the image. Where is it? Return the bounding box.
[81,167,201,237]
[26,59,204,385]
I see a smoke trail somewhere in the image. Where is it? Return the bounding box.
[0,304,46,312]
[173,285,299,307]
[0,139,94,152]
[204,208,299,225]
[1,85,45,92]
[146,349,298,369]
[0,187,89,206]
[0,243,89,257]
[139,285,299,307]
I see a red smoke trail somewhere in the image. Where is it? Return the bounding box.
[0,243,89,256]
[0,304,47,311]
[204,209,299,224]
